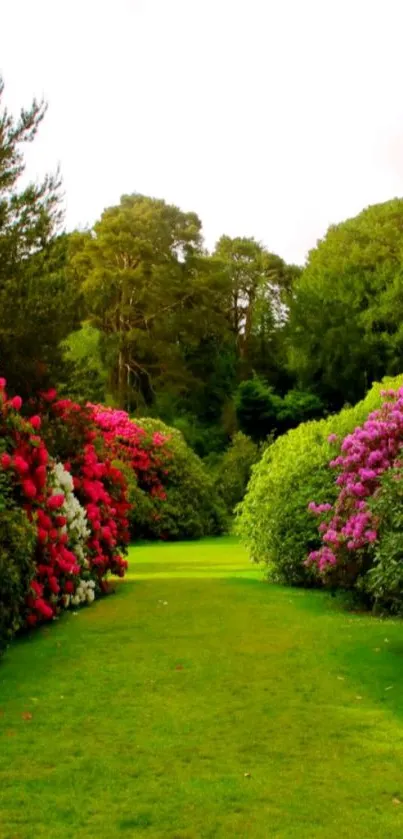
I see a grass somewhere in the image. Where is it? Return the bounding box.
[1,537,403,837]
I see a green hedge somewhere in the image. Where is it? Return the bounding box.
[236,375,403,585]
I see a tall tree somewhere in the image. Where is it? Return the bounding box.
[287,199,403,408]
[214,236,300,385]
[73,194,232,411]
[0,77,79,394]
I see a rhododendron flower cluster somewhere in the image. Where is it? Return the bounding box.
[89,404,170,500]
[307,387,403,577]
[50,462,90,569]
[73,443,130,580]
[69,579,96,607]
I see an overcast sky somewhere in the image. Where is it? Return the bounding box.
[1,0,403,264]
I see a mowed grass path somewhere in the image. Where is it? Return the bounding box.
[2,538,403,838]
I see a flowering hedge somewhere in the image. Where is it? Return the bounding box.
[0,380,227,655]
[0,380,131,652]
[236,375,403,587]
[307,386,403,604]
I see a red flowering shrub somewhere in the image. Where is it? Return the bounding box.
[35,394,130,584]
[89,405,170,500]
[0,380,83,627]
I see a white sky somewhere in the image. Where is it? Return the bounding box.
[1,0,403,265]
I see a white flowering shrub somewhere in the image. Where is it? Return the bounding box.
[50,463,97,609]
[51,462,90,568]
[63,579,96,608]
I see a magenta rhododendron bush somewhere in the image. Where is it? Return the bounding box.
[89,404,170,500]
[307,387,403,588]
[41,395,131,582]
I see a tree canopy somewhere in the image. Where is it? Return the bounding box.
[287,199,403,408]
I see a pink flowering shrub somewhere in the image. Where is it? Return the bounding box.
[88,410,226,541]
[236,374,403,586]
[89,404,170,500]
[307,386,403,599]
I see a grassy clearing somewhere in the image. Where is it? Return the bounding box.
[1,537,403,838]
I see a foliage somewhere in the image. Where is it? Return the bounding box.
[235,378,282,441]
[0,79,82,397]
[0,484,37,652]
[363,468,403,613]
[276,389,325,432]
[50,462,91,586]
[72,194,224,411]
[236,375,403,585]
[287,199,403,409]
[171,413,229,458]
[213,432,261,514]
[0,376,133,653]
[60,323,108,403]
[89,405,169,499]
[214,236,300,382]
[235,377,325,441]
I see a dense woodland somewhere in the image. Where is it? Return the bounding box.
[5,80,403,460]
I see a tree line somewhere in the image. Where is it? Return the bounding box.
[2,78,403,455]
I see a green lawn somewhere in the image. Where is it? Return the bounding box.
[2,537,403,838]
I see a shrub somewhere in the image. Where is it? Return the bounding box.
[0,378,131,646]
[37,395,130,582]
[89,405,169,500]
[134,418,228,539]
[363,468,403,613]
[0,458,37,653]
[213,432,261,514]
[0,382,87,625]
[307,384,403,608]
[236,375,403,585]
